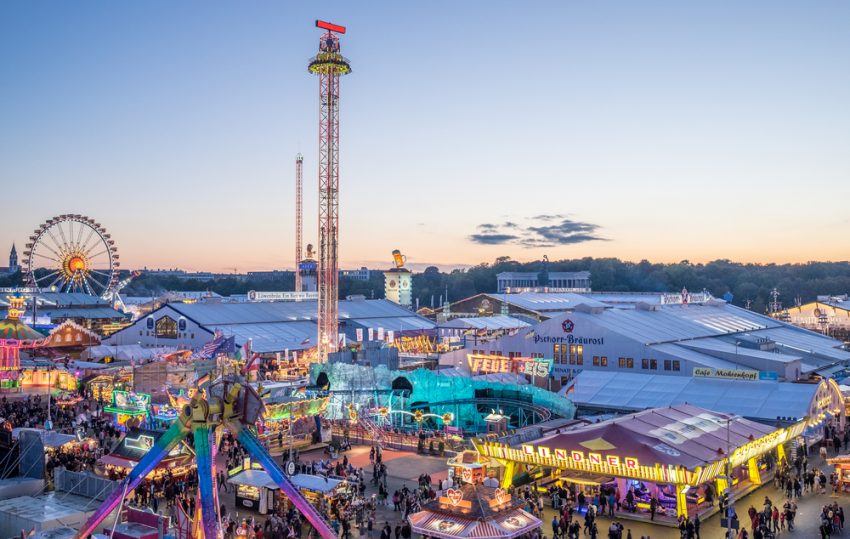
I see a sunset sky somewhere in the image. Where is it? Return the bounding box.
[1,1,848,273]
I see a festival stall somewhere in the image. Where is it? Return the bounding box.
[407,484,542,539]
[475,404,806,524]
[447,450,501,485]
[96,428,192,480]
[227,456,347,515]
[827,455,850,493]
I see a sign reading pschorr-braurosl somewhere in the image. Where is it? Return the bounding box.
[693,367,759,381]
[247,291,319,302]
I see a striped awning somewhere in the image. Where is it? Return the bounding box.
[407,508,540,539]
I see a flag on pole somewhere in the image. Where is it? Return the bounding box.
[199,334,235,358]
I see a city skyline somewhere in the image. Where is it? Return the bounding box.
[2,1,849,273]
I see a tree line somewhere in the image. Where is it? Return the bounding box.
[3,257,849,314]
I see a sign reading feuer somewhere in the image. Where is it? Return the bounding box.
[467,353,553,378]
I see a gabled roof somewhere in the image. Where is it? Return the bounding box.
[526,403,775,470]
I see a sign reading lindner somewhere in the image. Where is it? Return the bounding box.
[467,353,553,377]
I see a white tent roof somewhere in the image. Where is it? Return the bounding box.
[569,370,827,421]
[228,471,342,494]
[80,344,177,362]
[228,469,279,490]
[11,428,76,448]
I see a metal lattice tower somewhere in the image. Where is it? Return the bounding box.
[309,20,350,361]
[295,153,303,293]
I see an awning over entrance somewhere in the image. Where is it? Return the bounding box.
[476,404,806,485]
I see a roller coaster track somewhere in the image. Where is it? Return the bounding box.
[409,398,553,425]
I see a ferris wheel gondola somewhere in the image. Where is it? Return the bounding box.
[23,214,119,297]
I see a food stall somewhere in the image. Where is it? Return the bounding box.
[96,429,192,480]
[447,450,501,485]
[227,456,347,514]
[827,455,850,493]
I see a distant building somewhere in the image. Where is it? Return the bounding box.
[247,270,295,279]
[783,295,850,341]
[439,291,850,384]
[0,244,19,275]
[0,292,129,336]
[340,267,371,281]
[104,298,434,355]
[496,271,591,293]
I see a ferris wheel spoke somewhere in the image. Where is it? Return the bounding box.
[32,251,60,264]
[34,270,62,284]
[75,221,85,249]
[36,238,63,260]
[87,248,109,259]
[90,269,113,279]
[44,229,67,257]
[44,273,66,292]
[80,274,96,296]
[55,219,70,247]
[67,220,74,249]
[80,227,98,254]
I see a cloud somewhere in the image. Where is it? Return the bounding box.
[468,216,606,248]
[468,233,521,245]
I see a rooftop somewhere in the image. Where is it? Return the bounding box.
[568,370,832,421]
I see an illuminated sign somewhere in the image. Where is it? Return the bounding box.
[248,291,319,302]
[126,434,155,451]
[729,428,789,466]
[532,334,604,345]
[521,443,639,469]
[502,515,530,530]
[661,292,712,305]
[561,319,575,333]
[467,354,553,377]
[693,368,759,381]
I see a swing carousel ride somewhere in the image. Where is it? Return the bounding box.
[75,375,336,539]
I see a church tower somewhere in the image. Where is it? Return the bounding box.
[8,244,18,273]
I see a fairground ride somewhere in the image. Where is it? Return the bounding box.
[23,214,120,296]
[74,376,336,539]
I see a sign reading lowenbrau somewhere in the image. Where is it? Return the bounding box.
[693,367,759,381]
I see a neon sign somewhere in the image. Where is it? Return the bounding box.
[521,444,639,469]
[467,354,552,377]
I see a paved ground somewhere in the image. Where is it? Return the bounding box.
[232,445,845,539]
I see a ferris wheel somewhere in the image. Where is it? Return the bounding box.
[23,214,120,296]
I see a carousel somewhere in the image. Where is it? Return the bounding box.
[407,483,542,539]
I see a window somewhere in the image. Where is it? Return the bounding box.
[592,356,600,366]
[178,318,187,331]
[560,377,570,385]
[618,357,625,368]
[642,359,649,369]
[664,360,672,371]
[569,345,584,365]
[155,316,178,339]
[146,317,154,330]
[600,356,608,367]
[626,358,634,369]
[650,359,658,370]
[672,360,681,371]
